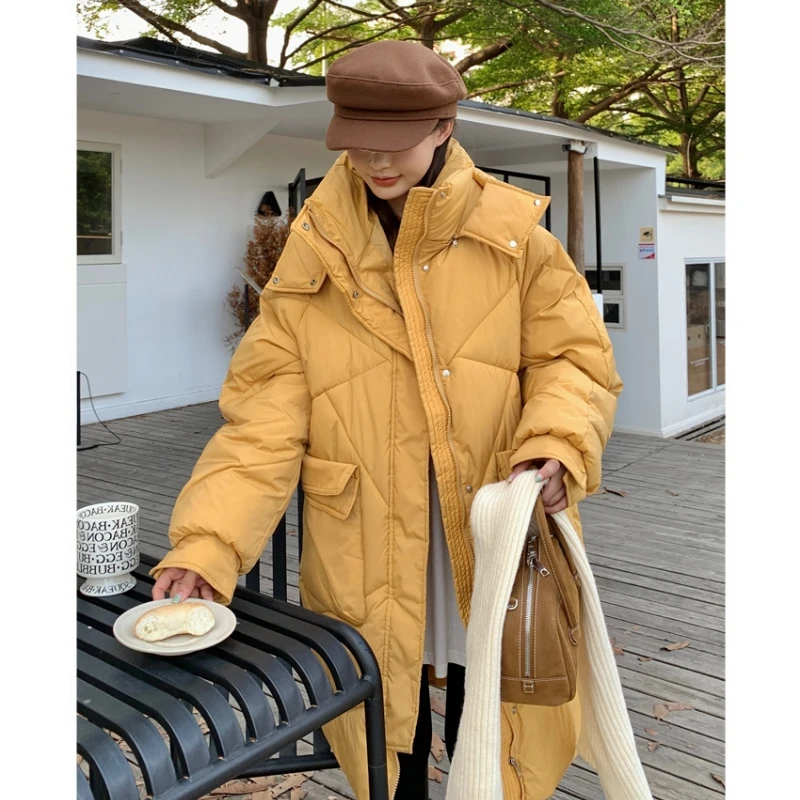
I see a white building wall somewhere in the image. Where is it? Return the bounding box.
[77,109,336,423]
[656,200,726,436]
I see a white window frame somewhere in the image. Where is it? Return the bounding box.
[685,258,725,398]
[77,141,122,265]
[585,263,625,330]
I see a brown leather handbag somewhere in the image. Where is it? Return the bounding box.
[500,496,582,706]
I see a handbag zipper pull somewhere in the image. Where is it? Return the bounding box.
[527,538,550,577]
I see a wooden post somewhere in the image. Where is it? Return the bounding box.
[566,141,587,276]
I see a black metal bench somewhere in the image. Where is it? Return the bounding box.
[76,553,389,799]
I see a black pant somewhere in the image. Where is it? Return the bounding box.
[396,664,466,798]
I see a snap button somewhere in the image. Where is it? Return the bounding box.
[465,484,473,493]
[451,238,459,247]
[442,369,451,378]
[440,191,447,198]
[272,277,280,284]
[422,264,430,272]
[534,199,541,206]
[353,291,360,299]
[302,222,310,230]
[310,279,317,286]
[509,240,517,248]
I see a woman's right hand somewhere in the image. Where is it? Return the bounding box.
[152,567,215,602]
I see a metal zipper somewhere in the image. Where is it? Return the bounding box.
[524,536,550,678]
[307,211,404,316]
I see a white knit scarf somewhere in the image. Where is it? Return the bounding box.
[446,471,652,800]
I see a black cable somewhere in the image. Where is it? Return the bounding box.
[77,371,122,451]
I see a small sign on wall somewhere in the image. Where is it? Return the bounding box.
[638,227,656,259]
[638,243,656,259]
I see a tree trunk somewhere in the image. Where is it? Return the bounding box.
[419,7,436,49]
[567,149,585,275]
[248,23,269,64]
[550,55,568,118]
[679,133,700,179]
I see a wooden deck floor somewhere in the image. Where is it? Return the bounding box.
[78,403,725,799]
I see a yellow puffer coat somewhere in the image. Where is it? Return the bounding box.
[153,140,623,799]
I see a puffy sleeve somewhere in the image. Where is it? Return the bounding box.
[510,227,623,506]
[150,287,311,604]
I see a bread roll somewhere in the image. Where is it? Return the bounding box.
[135,602,216,642]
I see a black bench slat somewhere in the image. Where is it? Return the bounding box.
[77,763,94,800]
[77,717,140,800]
[78,619,244,759]
[78,678,178,797]
[203,638,306,723]
[78,650,210,778]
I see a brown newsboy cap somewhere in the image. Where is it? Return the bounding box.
[325,40,467,153]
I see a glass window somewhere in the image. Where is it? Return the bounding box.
[77,143,121,264]
[603,302,621,325]
[686,263,712,395]
[715,262,725,387]
[585,265,624,329]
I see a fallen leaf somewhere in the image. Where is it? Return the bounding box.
[665,702,694,713]
[290,788,307,800]
[428,765,444,783]
[610,636,624,656]
[687,744,696,749]
[604,487,628,497]
[431,732,446,763]
[711,774,725,788]
[647,742,660,752]
[252,773,312,799]
[644,728,658,736]
[666,490,680,496]
[212,778,274,796]
[653,704,669,721]
[638,656,653,662]
[430,694,446,716]
[662,640,691,652]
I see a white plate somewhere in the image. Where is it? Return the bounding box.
[113,599,237,656]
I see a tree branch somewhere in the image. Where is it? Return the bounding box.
[465,77,560,99]
[435,8,470,31]
[376,0,411,21]
[284,3,434,62]
[530,0,725,50]
[576,65,676,123]
[696,141,725,157]
[116,0,246,58]
[294,20,410,70]
[280,0,325,67]
[208,0,245,20]
[640,87,676,120]
[698,103,726,127]
[496,0,724,66]
[454,38,513,73]
[606,106,672,124]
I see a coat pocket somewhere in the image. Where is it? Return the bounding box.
[299,455,366,625]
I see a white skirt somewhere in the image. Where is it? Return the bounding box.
[423,459,468,679]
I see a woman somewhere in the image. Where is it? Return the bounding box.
[151,40,623,800]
